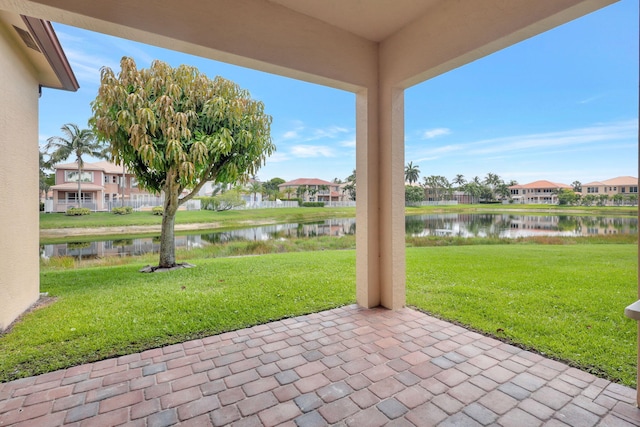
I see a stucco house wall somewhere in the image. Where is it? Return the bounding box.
[0,25,41,330]
[50,161,159,212]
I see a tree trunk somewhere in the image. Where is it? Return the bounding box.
[77,164,82,208]
[158,188,179,268]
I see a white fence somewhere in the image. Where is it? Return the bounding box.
[240,200,299,209]
[407,201,459,207]
[44,197,355,213]
[106,198,201,212]
[324,201,357,208]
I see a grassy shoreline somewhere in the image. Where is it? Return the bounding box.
[39,204,638,244]
[40,204,638,230]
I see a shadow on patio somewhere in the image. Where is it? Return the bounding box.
[1,305,638,426]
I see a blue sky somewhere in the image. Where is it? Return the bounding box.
[40,0,638,185]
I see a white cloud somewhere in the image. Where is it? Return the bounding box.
[579,94,607,104]
[266,152,291,163]
[280,121,351,144]
[339,139,356,148]
[310,126,349,140]
[421,128,451,139]
[291,145,335,158]
[468,120,637,155]
[282,130,299,139]
[413,119,637,161]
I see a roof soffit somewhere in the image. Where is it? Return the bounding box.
[0,9,77,90]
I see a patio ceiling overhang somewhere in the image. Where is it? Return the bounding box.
[0,0,620,311]
[0,0,616,91]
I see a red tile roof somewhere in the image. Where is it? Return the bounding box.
[54,161,128,174]
[509,180,571,189]
[583,176,637,186]
[280,178,335,186]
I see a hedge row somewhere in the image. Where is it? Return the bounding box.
[112,206,133,215]
[65,207,91,216]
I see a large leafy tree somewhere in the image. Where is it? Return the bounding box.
[39,150,52,200]
[344,169,356,201]
[405,185,425,204]
[423,175,447,201]
[91,57,274,269]
[45,123,106,207]
[263,177,285,200]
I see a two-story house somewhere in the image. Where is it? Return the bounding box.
[509,180,572,204]
[278,178,345,204]
[49,161,157,212]
[582,176,638,198]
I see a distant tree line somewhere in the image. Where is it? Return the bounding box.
[404,163,517,204]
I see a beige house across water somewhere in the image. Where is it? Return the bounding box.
[278,178,347,203]
[582,176,638,197]
[509,177,639,205]
[509,180,573,204]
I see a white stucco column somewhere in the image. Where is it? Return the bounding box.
[356,79,406,310]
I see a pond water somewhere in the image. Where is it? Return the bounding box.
[42,213,637,259]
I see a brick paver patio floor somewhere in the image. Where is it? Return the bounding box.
[1,305,639,426]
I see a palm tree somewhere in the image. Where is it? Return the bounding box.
[296,185,308,201]
[483,172,502,201]
[45,123,106,208]
[452,174,466,189]
[404,162,420,185]
[248,181,262,206]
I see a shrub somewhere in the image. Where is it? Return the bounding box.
[66,207,91,216]
[152,206,164,215]
[200,191,245,211]
[67,241,91,249]
[112,206,133,215]
[301,202,325,207]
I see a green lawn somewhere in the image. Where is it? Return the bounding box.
[2,251,356,382]
[406,244,638,386]
[1,243,637,387]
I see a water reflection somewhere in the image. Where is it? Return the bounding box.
[41,219,358,259]
[42,213,636,259]
[406,213,638,238]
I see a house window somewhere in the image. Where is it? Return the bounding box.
[622,187,626,193]
[105,194,110,202]
[131,177,138,188]
[65,170,93,183]
[66,192,93,202]
[112,176,117,183]
[631,187,638,193]
[104,175,109,183]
